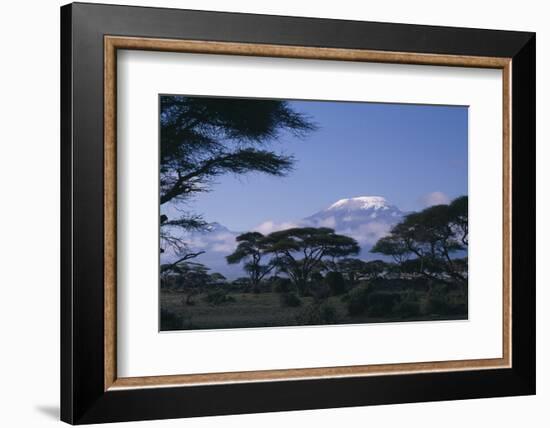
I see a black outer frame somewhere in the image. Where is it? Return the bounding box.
[60,2,535,424]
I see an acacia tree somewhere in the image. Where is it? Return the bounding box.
[160,96,316,257]
[371,196,468,284]
[225,232,274,293]
[263,227,360,295]
[160,261,210,305]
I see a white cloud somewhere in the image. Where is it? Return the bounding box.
[340,222,392,246]
[210,232,238,253]
[253,220,300,235]
[185,236,207,249]
[419,191,450,208]
[176,231,237,254]
[315,216,336,228]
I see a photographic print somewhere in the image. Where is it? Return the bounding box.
[159,95,468,331]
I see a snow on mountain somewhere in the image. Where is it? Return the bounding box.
[327,196,391,211]
[162,196,406,278]
[304,196,405,253]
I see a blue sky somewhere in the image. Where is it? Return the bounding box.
[175,100,468,232]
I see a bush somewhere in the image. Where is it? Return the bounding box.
[367,292,401,317]
[258,281,272,293]
[310,281,331,301]
[296,302,341,325]
[280,292,302,307]
[318,303,340,324]
[448,302,467,316]
[346,284,371,316]
[425,295,450,315]
[324,271,347,295]
[425,295,467,317]
[203,289,235,305]
[310,272,324,284]
[393,300,421,318]
[160,309,180,330]
[232,277,251,292]
[272,277,293,293]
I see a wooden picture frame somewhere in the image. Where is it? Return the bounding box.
[61,2,535,424]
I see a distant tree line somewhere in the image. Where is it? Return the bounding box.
[161,196,468,303]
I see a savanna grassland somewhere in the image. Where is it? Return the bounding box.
[160,276,468,331]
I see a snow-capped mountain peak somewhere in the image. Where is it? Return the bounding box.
[328,196,391,211]
[304,195,404,247]
[163,195,406,278]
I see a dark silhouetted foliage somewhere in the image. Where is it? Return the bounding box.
[226,231,273,293]
[367,293,401,318]
[203,289,235,305]
[271,277,293,293]
[393,299,421,318]
[296,302,341,325]
[159,95,316,256]
[324,271,347,295]
[160,308,180,330]
[346,284,371,316]
[279,292,302,307]
[372,196,468,285]
[263,227,360,295]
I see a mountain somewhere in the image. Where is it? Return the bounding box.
[162,196,405,279]
[304,196,404,252]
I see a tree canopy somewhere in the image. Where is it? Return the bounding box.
[226,232,274,293]
[159,96,317,255]
[371,196,468,284]
[263,227,360,295]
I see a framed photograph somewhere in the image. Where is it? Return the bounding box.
[61,2,535,424]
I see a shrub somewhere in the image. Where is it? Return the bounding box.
[280,292,302,307]
[160,309,180,330]
[324,271,347,295]
[340,293,351,302]
[367,292,401,317]
[393,300,421,318]
[296,302,341,325]
[346,284,371,316]
[272,277,293,293]
[232,277,251,292]
[318,302,340,324]
[425,295,450,315]
[425,295,467,317]
[310,272,324,284]
[258,281,272,293]
[310,281,331,301]
[203,289,235,305]
[448,302,467,316]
